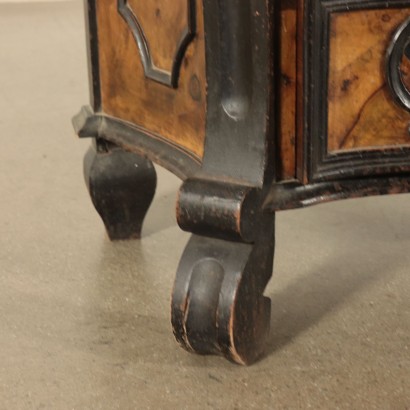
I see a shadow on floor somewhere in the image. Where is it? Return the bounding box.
[266,249,397,355]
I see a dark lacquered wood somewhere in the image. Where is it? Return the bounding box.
[84,139,157,240]
[172,214,275,365]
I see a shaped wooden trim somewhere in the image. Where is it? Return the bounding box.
[201,0,275,186]
[264,176,410,211]
[72,106,201,180]
[117,0,196,88]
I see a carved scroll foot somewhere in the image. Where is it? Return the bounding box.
[171,216,275,365]
[84,139,157,240]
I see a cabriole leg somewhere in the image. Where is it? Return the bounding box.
[84,138,157,240]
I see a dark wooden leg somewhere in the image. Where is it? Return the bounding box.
[172,214,275,365]
[84,139,157,240]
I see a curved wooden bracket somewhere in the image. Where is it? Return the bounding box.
[118,0,196,88]
[177,177,264,243]
[172,214,275,365]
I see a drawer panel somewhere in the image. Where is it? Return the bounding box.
[304,0,410,182]
[96,0,206,159]
[328,8,410,152]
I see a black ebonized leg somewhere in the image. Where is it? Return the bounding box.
[171,214,275,365]
[84,139,157,240]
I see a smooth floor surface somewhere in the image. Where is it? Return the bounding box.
[0,2,409,409]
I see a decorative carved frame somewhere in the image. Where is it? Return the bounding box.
[117,0,197,88]
[304,0,410,182]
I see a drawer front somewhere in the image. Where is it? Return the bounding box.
[95,0,206,160]
[304,0,410,182]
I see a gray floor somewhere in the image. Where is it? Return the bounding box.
[0,2,409,409]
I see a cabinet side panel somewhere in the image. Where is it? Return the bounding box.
[279,1,297,180]
[96,0,206,159]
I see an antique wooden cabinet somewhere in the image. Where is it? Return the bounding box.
[73,0,410,364]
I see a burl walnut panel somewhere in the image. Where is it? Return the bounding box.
[126,0,190,74]
[327,8,410,152]
[97,0,206,159]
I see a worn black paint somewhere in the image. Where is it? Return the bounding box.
[84,139,157,240]
[172,213,275,365]
[201,0,276,186]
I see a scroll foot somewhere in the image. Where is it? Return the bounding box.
[172,216,275,365]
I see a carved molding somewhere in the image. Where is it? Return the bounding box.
[118,0,196,88]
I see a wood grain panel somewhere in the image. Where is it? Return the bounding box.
[342,87,410,149]
[97,0,206,158]
[279,0,297,180]
[327,8,410,152]
[126,0,190,73]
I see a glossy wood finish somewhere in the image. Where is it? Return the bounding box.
[97,0,206,158]
[327,8,410,152]
[304,1,410,182]
[279,0,297,180]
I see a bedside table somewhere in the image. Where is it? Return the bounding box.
[73,0,410,364]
